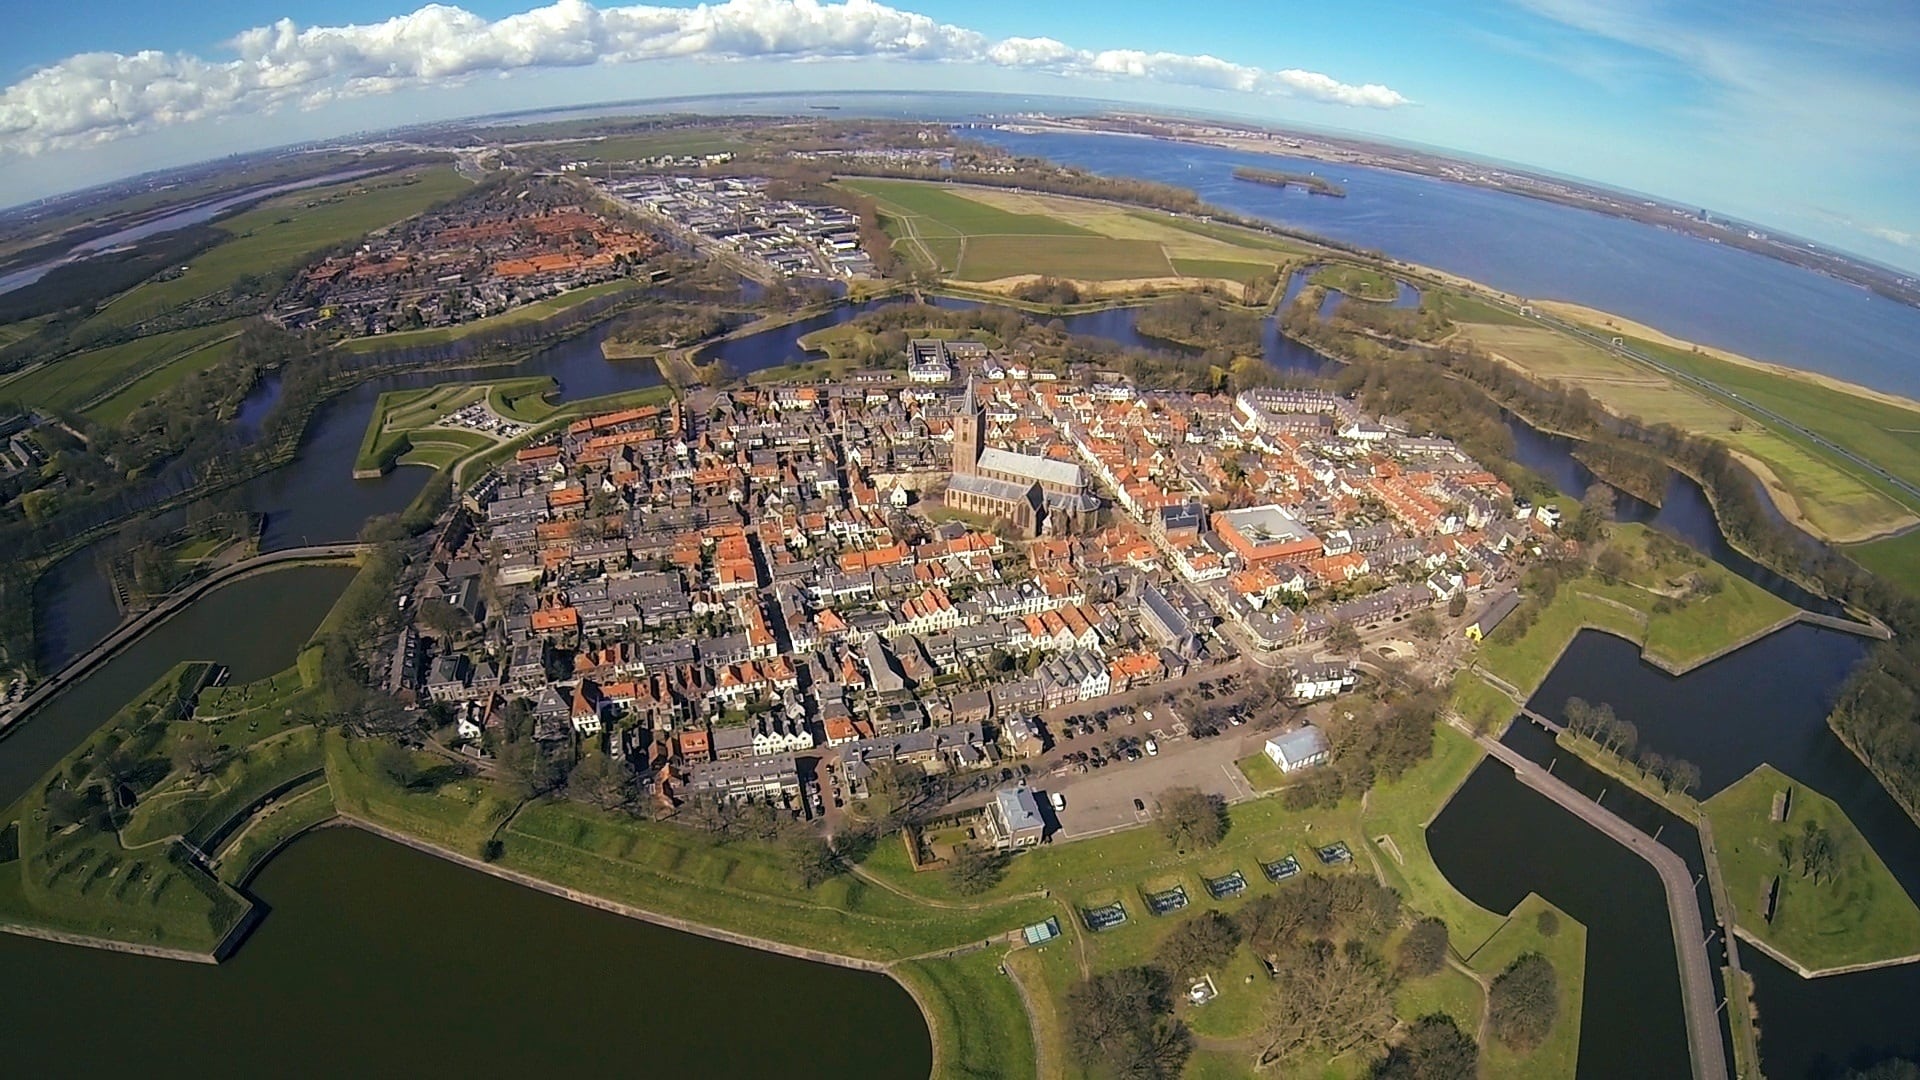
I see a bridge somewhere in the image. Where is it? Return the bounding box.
[1468,725,1730,1080]
[2,544,367,736]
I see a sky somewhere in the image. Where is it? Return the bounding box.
[2,0,1917,273]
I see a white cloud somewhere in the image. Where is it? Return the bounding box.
[1862,224,1919,251]
[0,0,1408,155]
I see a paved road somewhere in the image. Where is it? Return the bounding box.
[1474,729,1730,1080]
[1,544,367,734]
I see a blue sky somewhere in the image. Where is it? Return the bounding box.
[3,0,1917,272]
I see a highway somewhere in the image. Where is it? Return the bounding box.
[1,544,367,735]
[1471,726,1730,1080]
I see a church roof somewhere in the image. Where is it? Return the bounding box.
[977,447,1085,490]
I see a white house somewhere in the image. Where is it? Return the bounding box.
[1264,726,1332,773]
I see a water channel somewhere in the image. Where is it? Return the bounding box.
[0,827,930,1078]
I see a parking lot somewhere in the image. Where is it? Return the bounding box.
[1040,723,1266,841]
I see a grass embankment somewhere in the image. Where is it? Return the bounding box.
[1472,523,1795,697]
[213,780,336,887]
[337,278,641,352]
[80,167,472,336]
[353,378,553,474]
[839,178,1298,288]
[1455,305,1920,547]
[1704,764,1920,972]
[1310,262,1398,301]
[0,663,251,953]
[3,321,244,415]
[895,946,1037,1079]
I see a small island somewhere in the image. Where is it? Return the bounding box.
[1232,166,1346,197]
[1705,764,1920,974]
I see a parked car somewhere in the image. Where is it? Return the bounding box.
[1144,738,1159,756]
[1133,798,1147,812]
[1050,792,1067,812]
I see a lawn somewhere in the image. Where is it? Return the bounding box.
[1236,751,1288,793]
[355,381,524,474]
[325,734,520,859]
[84,166,471,334]
[1703,764,1920,971]
[338,278,641,352]
[1310,263,1397,301]
[895,946,1037,1080]
[4,321,244,414]
[1449,670,1519,733]
[840,178,1097,239]
[1465,893,1587,1079]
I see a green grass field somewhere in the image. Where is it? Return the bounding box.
[1450,670,1520,732]
[213,781,336,887]
[82,167,471,335]
[1311,262,1398,301]
[1704,764,1920,971]
[4,321,244,415]
[1169,258,1279,284]
[338,279,640,352]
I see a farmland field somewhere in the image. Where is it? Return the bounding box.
[840,178,1293,285]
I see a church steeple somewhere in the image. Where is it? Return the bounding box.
[953,379,985,476]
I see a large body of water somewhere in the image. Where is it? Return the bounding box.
[971,128,1920,400]
[0,828,929,1078]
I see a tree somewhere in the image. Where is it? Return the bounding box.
[1396,916,1449,976]
[171,731,226,779]
[1487,952,1559,1051]
[1255,940,1399,1070]
[1326,620,1362,655]
[1410,611,1442,641]
[44,785,93,828]
[1447,592,1468,619]
[1370,1013,1480,1080]
[1156,787,1226,851]
[567,753,637,811]
[375,742,422,789]
[1068,966,1193,1080]
[948,848,1009,896]
[415,598,471,637]
[1563,697,1593,736]
[1799,819,1837,884]
[785,833,841,888]
[1157,910,1242,978]
[498,740,565,799]
[1666,759,1701,797]
[1593,547,1631,585]
[1536,909,1561,938]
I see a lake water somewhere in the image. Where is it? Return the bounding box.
[971,129,1920,401]
[0,827,930,1079]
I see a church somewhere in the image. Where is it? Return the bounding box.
[944,382,1099,537]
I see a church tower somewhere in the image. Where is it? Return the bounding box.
[953,380,985,477]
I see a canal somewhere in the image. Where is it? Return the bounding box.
[0,827,930,1079]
